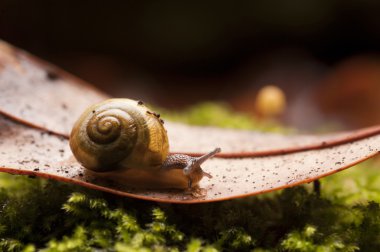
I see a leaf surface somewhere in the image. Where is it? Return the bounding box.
[0,115,379,203]
[1,40,380,157]
[1,40,380,203]
[0,40,109,136]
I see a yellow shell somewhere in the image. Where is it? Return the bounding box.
[69,98,169,172]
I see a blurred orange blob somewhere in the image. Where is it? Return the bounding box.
[254,85,287,118]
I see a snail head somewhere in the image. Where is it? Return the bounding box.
[183,147,221,179]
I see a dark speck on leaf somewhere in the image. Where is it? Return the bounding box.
[46,70,59,81]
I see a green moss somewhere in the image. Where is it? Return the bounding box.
[1,103,380,251]
[158,102,292,133]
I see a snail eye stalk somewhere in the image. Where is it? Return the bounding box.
[195,148,221,166]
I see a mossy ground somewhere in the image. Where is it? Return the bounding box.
[1,103,380,251]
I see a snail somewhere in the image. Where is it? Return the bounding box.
[69,98,221,189]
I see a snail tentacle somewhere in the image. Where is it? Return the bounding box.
[160,148,221,188]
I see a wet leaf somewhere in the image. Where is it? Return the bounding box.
[0,115,379,203]
[2,40,380,157]
[0,40,380,203]
[1,40,380,157]
[0,40,109,136]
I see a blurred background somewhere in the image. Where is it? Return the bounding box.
[1,0,380,131]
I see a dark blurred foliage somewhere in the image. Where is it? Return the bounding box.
[1,0,380,129]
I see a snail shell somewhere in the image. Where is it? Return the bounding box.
[69,98,169,172]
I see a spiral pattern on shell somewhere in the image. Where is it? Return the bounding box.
[87,110,128,144]
[69,99,169,172]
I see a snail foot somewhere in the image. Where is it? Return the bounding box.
[184,186,207,198]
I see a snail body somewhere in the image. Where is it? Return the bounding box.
[70,98,220,189]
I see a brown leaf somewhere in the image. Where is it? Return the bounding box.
[0,40,109,137]
[0,114,379,203]
[1,40,380,203]
[167,122,380,156]
[1,40,380,157]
